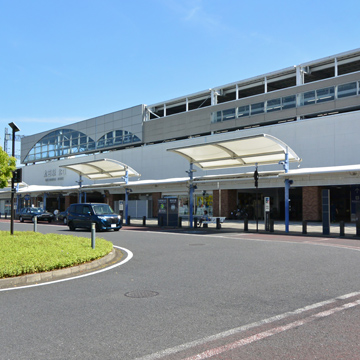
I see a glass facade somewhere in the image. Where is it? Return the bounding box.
[211,80,360,123]
[24,130,95,162]
[97,130,141,149]
[24,129,141,163]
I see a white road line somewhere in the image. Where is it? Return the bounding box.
[0,245,133,292]
[183,299,360,360]
[183,298,360,360]
[135,291,360,360]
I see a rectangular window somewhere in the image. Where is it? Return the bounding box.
[250,102,264,115]
[337,82,357,98]
[282,95,296,109]
[212,111,222,123]
[222,108,236,121]
[114,136,123,144]
[316,86,334,103]
[106,133,113,146]
[301,91,316,106]
[237,105,249,117]
[266,98,281,112]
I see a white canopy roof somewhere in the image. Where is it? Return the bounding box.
[60,158,140,180]
[168,134,301,170]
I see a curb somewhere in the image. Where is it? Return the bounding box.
[0,247,121,289]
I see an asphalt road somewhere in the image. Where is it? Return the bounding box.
[1,222,360,359]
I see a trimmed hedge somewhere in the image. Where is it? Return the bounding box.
[0,231,113,278]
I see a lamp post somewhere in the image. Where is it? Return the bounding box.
[8,122,20,235]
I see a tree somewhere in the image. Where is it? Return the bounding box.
[0,146,16,188]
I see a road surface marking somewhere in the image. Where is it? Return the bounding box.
[183,298,360,360]
[136,292,360,360]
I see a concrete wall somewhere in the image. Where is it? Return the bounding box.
[21,109,360,188]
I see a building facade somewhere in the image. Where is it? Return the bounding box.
[2,48,360,222]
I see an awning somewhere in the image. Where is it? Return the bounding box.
[168,134,301,170]
[60,158,140,180]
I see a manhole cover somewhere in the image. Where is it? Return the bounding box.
[124,290,159,298]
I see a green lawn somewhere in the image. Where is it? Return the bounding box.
[0,231,113,278]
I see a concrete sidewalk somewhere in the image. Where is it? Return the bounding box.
[124,217,359,238]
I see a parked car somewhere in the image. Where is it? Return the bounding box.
[67,203,122,231]
[58,208,69,224]
[19,207,54,223]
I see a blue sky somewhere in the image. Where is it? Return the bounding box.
[1,0,359,138]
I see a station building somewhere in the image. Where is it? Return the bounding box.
[2,48,360,222]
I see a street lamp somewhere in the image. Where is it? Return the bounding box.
[8,122,20,235]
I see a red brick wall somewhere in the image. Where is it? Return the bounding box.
[213,189,237,218]
[106,193,114,208]
[302,186,322,221]
[152,192,162,217]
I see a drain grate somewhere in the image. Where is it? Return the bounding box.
[124,290,159,298]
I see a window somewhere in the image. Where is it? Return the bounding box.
[301,91,316,106]
[105,132,113,146]
[211,111,222,123]
[114,130,123,144]
[250,102,264,115]
[338,82,357,98]
[237,105,249,117]
[222,108,236,121]
[82,205,91,214]
[282,95,296,109]
[316,86,334,103]
[266,98,281,112]
[24,129,95,163]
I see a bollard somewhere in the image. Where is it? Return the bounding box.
[178,216,182,228]
[91,223,96,249]
[356,220,360,237]
[244,218,248,232]
[33,216,37,232]
[194,217,198,228]
[127,215,131,226]
[143,216,146,226]
[5,213,7,219]
[339,221,345,237]
[159,216,163,227]
[216,217,221,229]
[270,219,274,232]
[302,220,307,235]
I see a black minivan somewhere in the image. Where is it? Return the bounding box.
[67,203,122,231]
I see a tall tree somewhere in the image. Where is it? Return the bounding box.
[0,146,16,188]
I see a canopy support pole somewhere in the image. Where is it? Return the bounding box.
[284,150,290,233]
[124,169,129,225]
[187,163,195,228]
[76,175,83,203]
